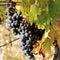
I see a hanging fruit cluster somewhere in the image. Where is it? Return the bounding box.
[6,1,45,60]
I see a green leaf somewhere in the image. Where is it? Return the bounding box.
[23,0,30,3]
[30,5,41,21]
[42,38,53,53]
[37,13,49,25]
[30,5,37,15]
[55,0,60,18]
[45,0,49,3]
[36,7,41,15]
[30,4,41,14]
[30,0,35,4]
[28,12,34,24]
[55,0,60,10]
[21,6,29,15]
[36,11,50,29]
[48,0,58,20]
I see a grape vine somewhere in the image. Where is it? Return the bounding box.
[0,0,60,60]
[6,1,45,60]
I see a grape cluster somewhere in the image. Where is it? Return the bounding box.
[6,1,16,7]
[19,20,35,59]
[19,21,45,60]
[6,1,23,35]
[6,1,45,60]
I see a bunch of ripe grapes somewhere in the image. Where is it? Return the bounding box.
[6,1,45,60]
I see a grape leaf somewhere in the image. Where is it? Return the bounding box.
[21,6,29,15]
[42,38,53,53]
[55,0,60,18]
[48,0,58,20]
[55,0,60,10]
[37,12,49,25]
[30,5,41,21]
[23,0,30,3]
[28,12,34,24]
[30,4,41,15]
[30,0,35,4]
[30,5,37,15]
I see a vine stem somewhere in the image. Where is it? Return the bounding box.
[0,2,23,6]
[0,38,19,47]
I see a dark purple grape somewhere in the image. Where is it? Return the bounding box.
[6,6,16,16]
[10,1,16,7]
[6,4,45,60]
